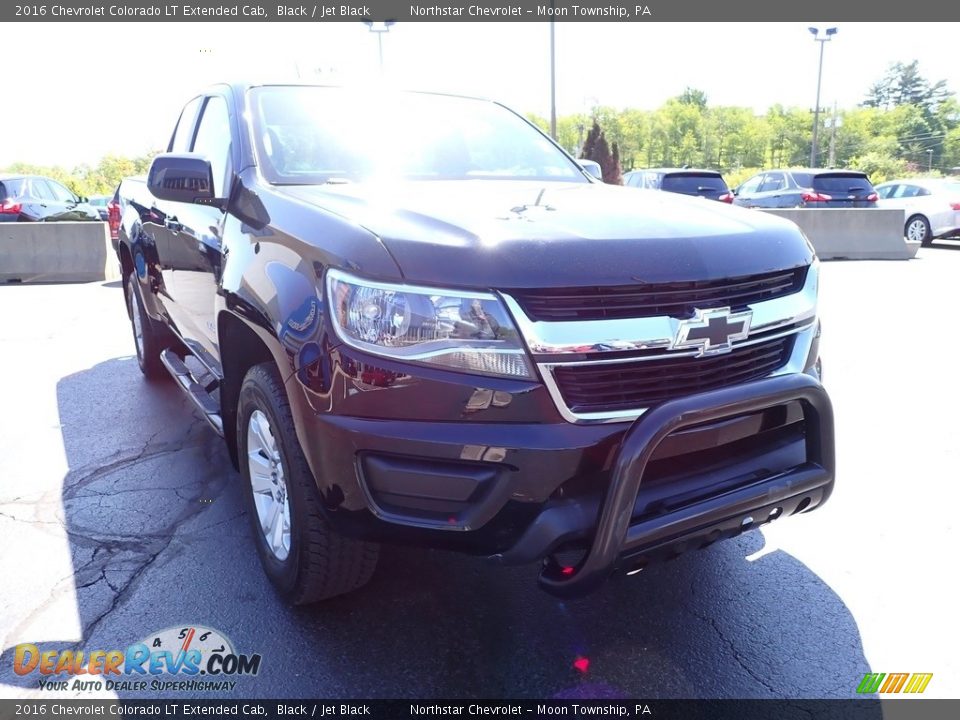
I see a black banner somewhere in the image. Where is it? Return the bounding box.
[3,0,960,22]
[1,700,959,720]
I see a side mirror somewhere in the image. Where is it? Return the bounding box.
[579,159,603,180]
[148,154,216,205]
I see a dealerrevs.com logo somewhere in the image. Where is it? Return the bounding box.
[13,626,261,693]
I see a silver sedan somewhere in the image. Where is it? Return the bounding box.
[875,178,960,245]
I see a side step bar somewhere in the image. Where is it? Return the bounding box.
[160,349,224,437]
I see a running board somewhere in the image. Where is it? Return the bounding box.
[160,349,224,437]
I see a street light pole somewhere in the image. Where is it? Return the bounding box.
[927,149,934,172]
[808,27,837,168]
[363,21,395,74]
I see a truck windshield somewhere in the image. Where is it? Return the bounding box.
[249,86,584,184]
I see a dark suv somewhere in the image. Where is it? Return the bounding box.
[623,168,734,202]
[116,84,834,603]
[734,169,879,208]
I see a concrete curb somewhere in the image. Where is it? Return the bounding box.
[761,208,915,260]
[0,222,119,283]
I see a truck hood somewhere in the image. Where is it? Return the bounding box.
[279,181,813,289]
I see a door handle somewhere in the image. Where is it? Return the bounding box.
[165,216,183,233]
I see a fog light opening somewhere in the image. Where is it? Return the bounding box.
[795,496,812,514]
[768,506,783,521]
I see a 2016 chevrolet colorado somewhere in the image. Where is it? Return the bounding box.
[115,83,834,603]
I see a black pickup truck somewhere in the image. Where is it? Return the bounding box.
[115,83,834,603]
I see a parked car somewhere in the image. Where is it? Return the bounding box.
[0,174,101,222]
[733,169,879,209]
[87,195,111,221]
[106,185,122,250]
[874,178,960,245]
[623,168,734,202]
[116,83,833,604]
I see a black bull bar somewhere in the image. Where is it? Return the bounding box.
[492,372,835,598]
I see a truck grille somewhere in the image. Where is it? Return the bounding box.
[511,267,807,321]
[551,336,794,414]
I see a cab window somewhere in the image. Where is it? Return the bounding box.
[191,96,233,198]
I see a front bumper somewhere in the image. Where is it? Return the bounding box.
[293,352,833,596]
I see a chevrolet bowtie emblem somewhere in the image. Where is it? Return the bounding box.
[673,307,753,356]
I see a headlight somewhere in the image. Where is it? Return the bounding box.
[326,269,534,379]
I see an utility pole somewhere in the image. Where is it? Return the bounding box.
[549,8,557,140]
[808,27,837,167]
[828,102,838,168]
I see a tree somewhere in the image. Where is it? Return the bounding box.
[608,142,623,185]
[580,120,623,184]
[863,61,952,118]
[677,87,708,110]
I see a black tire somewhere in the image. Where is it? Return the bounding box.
[906,215,932,246]
[237,362,379,604]
[125,271,169,381]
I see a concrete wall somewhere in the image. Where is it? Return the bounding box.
[761,208,919,260]
[0,222,119,283]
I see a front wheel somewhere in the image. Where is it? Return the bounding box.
[238,362,379,604]
[125,271,168,380]
[906,215,932,246]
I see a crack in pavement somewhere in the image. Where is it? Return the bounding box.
[1,427,235,657]
[679,598,779,696]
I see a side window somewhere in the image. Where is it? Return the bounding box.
[191,96,233,198]
[875,185,895,199]
[31,180,56,201]
[47,181,76,203]
[917,187,931,196]
[893,184,918,199]
[170,97,203,153]
[758,173,785,192]
[739,175,763,195]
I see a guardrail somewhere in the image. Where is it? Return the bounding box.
[0,222,119,283]
[760,208,919,260]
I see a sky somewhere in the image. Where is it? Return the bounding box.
[2,21,959,168]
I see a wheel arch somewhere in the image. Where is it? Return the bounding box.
[218,310,282,470]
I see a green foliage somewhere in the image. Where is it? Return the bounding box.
[1,152,158,197]
[547,59,958,182]
[844,152,913,183]
[863,61,952,116]
[677,87,708,110]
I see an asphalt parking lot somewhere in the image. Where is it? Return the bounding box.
[1,242,958,700]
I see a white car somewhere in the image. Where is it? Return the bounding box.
[875,178,960,245]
